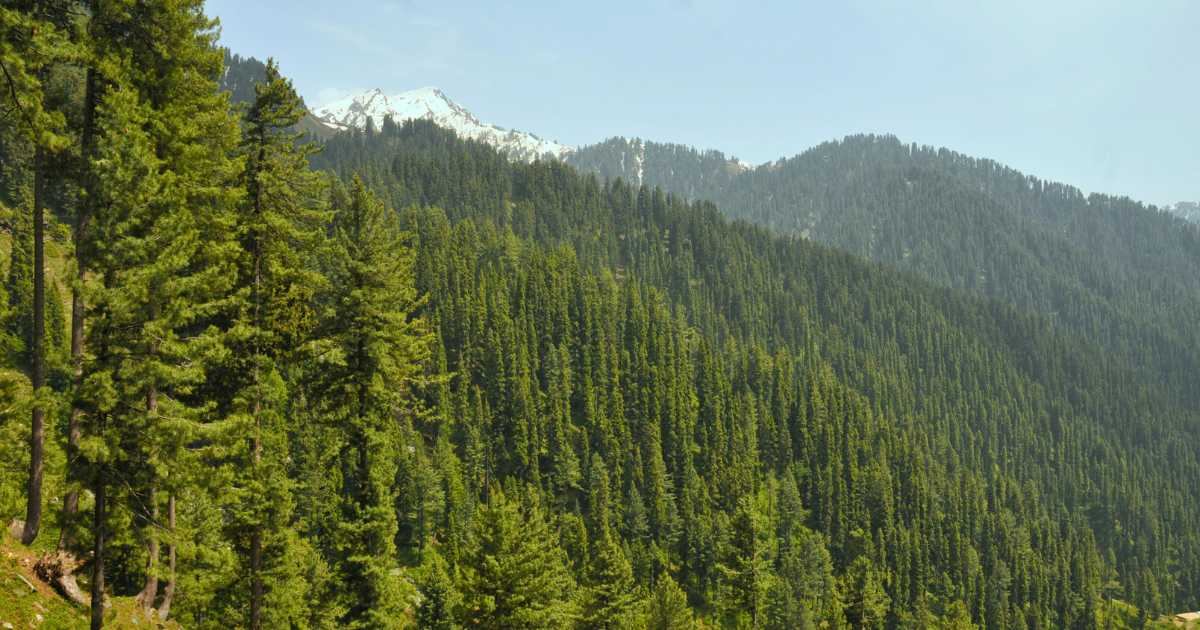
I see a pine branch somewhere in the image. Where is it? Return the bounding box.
[0,58,37,136]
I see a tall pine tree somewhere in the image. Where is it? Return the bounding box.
[0,0,74,546]
[80,1,241,623]
[224,56,328,630]
[310,176,431,628]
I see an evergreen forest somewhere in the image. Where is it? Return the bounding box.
[1,3,1197,629]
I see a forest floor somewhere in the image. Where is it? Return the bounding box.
[1098,596,1195,629]
[0,526,179,630]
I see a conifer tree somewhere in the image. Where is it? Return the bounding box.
[226,56,327,630]
[0,201,14,351]
[4,214,68,455]
[582,534,641,629]
[456,488,579,629]
[842,555,891,630]
[718,494,773,627]
[0,0,73,546]
[311,176,431,628]
[80,1,241,623]
[60,0,106,562]
[763,575,814,630]
[646,574,694,630]
[416,546,459,630]
[83,81,161,629]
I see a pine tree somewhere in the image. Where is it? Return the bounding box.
[0,208,17,360]
[80,81,160,629]
[311,176,431,628]
[718,494,773,627]
[5,207,35,361]
[456,488,579,629]
[582,534,641,628]
[842,555,891,630]
[646,574,694,630]
[226,56,328,630]
[80,1,242,623]
[0,0,74,546]
[416,546,459,630]
[59,1,103,564]
[763,575,814,630]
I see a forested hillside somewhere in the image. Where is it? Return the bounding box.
[314,122,1200,628]
[569,136,1200,405]
[566,137,747,201]
[2,4,1197,629]
[1169,201,1200,223]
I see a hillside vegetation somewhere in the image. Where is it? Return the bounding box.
[1,4,1197,628]
[313,120,1200,626]
[570,135,1200,404]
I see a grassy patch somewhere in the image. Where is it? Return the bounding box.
[0,530,180,630]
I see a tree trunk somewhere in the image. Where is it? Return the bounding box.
[90,476,106,630]
[249,508,262,630]
[249,399,263,630]
[158,494,177,620]
[61,64,97,553]
[34,550,88,606]
[135,485,159,611]
[135,346,161,611]
[22,143,46,546]
[249,178,264,630]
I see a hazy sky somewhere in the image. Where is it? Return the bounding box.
[206,0,1198,206]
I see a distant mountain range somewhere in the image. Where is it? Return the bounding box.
[568,134,1200,405]
[199,48,1200,623]
[311,87,572,162]
[218,51,1200,400]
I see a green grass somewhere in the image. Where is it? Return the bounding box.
[0,529,182,630]
[1,530,90,629]
[1097,597,1187,630]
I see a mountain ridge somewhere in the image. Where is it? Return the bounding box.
[568,134,1200,407]
[312,86,573,162]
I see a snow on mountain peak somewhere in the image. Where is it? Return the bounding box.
[1167,201,1200,223]
[312,87,572,162]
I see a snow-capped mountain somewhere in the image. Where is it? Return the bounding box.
[312,87,572,162]
[1166,201,1200,224]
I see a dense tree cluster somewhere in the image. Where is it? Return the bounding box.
[0,4,425,628]
[570,134,1200,405]
[313,120,1200,626]
[1,6,1197,629]
[566,137,746,201]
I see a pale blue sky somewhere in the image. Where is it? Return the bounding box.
[206,0,1198,206]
